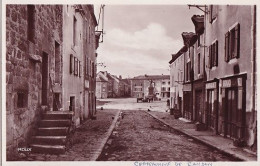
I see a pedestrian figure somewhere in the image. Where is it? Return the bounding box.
[166,99,170,112]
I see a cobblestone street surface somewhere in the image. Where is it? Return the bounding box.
[98,110,238,161]
[22,109,119,161]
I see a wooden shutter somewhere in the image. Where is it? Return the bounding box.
[70,54,74,74]
[215,40,218,66]
[74,57,77,75]
[86,58,88,77]
[208,45,212,69]
[79,61,81,77]
[224,32,229,62]
[235,23,240,58]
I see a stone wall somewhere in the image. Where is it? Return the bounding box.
[6,5,63,160]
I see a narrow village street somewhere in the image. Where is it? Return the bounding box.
[96,99,239,161]
[4,4,257,164]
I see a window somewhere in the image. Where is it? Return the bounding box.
[79,61,81,77]
[225,24,240,62]
[70,54,74,74]
[198,53,201,74]
[86,58,88,76]
[17,91,28,108]
[168,81,170,85]
[27,5,35,43]
[89,60,91,76]
[74,57,78,76]
[210,5,218,23]
[73,16,77,46]
[209,40,218,68]
[162,82,165,85]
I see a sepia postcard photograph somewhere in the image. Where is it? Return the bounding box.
[1,0,259,165]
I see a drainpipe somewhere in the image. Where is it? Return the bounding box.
[251,5,256,148]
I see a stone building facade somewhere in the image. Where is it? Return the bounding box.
[6,5,63,159]
[6,4,99,160]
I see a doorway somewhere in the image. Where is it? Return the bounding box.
[42,52,48,105]
[69,96,75,112]
[225,88,239,139]
[195,90,203,122]
[53,93,60,111]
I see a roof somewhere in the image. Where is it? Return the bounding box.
[96,76,107,82]
[169,46,188,64]
[111,75,120,83]
[121,79,131,85]
[191,15,205,35]
[131,75,170,80]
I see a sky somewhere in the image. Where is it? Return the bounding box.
[95,5,203,79]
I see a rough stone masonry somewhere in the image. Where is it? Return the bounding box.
[6,5,63,160]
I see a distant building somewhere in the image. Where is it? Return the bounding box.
[119,77,131,97]
[169,48,185,114]
[130,75,170,99]
[96,71,108,99]
[96,72,131,98]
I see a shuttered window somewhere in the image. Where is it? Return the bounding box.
[208,40,218,69]
[225,23,240,62]
[86,58,88,77]
[74,57,78,76]
[70,54,74,74]
[225,32,230,62]
[79,61,81,77]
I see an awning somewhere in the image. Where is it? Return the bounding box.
[191,15,205,35]
[181,32,198,47]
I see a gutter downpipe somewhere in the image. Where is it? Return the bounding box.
[251,5,257,149]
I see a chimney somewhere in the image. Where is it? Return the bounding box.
[119,75,122,79]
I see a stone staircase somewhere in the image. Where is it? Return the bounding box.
[30,111,73,154]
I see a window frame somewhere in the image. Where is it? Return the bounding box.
[225,23,240,62]
[209,40,218,69]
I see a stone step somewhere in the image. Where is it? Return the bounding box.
[43,111,73,120]
[39,120,71,127]
[32,136,67,145]
[38,127,69,136]
[30,144,65,154]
